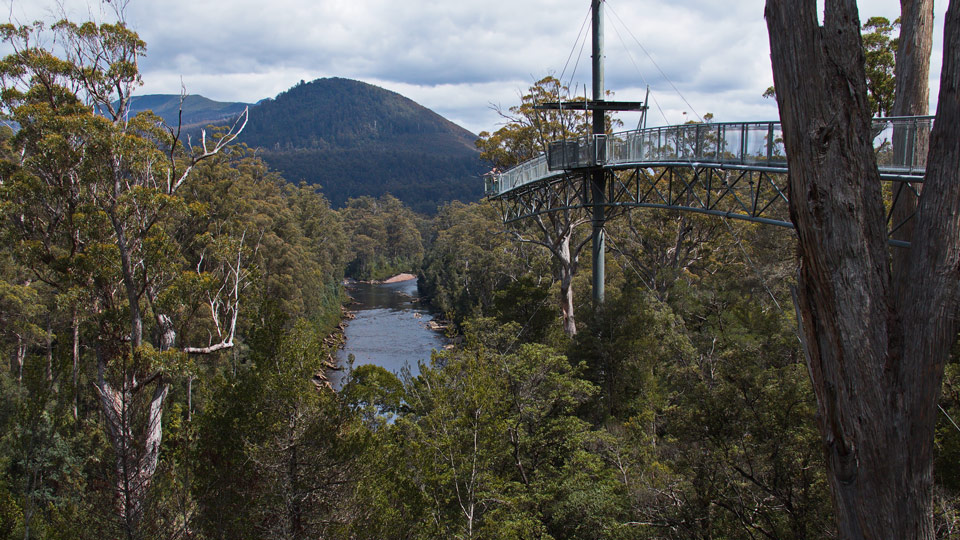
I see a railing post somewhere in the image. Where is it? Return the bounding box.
[716,124,722,160]
[767,123,774,161]
[693,125,698,158]
[740,123,747,163]
[910,117,918,172]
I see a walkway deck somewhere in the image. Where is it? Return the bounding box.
[485,116,932,198]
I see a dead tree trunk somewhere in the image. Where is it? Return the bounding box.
[73,309,80,421]
[766,1,960,538]
[95,363,168,538]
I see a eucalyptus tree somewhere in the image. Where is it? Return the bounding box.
[420,201,552,328]
[0,15,247,537]
[478,76,604,336]
[360,321,614,539]
[339,194,423,281]
[862,16,899,117]
[766,0,959,538]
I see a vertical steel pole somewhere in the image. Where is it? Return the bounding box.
[591,0,606,305]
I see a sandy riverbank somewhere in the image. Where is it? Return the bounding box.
[382,273,417,283]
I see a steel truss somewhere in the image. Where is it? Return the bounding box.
[494,164,920,244]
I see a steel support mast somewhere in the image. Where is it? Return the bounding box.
[533,0,647,305]
[590,0,606,304]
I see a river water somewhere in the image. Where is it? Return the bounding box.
[331,278,446,389]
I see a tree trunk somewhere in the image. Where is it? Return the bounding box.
[73,310,80,421]
[893,0,935,118]
[557,235,577,337]
[96,371,169,537]
[15,334,24,383]
[45,318,53,385]
[890,0,935,281]
[111,213,143,351]
[287,441,302,539]
[766,0,960,538]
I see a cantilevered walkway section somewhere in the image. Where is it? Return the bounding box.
[485,116,932,232]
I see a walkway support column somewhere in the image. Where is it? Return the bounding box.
[591,0,606,305]
[532,0,647,307]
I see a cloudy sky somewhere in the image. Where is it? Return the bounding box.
[6,0,949,135]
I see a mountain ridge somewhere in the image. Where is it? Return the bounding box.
[126,78,484,213]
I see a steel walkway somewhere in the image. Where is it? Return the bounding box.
[485,116,931,233]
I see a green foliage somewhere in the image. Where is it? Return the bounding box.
[0,9,349,537]
[194,316,364,539]
[342,364,405,426]
[572,287,692,421]
[862,16,899,117]
[478,76,589,169]
[0,366,105,540]
[339,194,425,280]
[342,320,624,539]
[420,201,552,327]
[476,75,623,170]
[182,149,348,333]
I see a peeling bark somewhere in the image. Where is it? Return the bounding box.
[95,373,169,537]
[557,234,578,337]
[766,1,960,538]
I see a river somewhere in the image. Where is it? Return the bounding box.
[330,277,446,389]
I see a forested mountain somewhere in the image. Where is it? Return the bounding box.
[239,78,484,213]
[128,79,485,214]
[127,94,251,132]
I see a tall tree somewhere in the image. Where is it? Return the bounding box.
[862,16,899,117]
[765,1,960,539]
[419,201,551,326]
[339,195,424,281]
[0,14,246,536]
[478,76,603,336]
[890,0,934,277]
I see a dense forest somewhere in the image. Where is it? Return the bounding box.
[0,7,959,540]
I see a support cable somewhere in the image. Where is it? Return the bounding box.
[942,404,960,435]
[558,4,593,92]
[606,6,671,126]
[602,228,660,296]
[565,27,592,96]
[721,218,785,314]
[605,0,704,122]
[504,290,554,356]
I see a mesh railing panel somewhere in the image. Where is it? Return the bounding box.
[487,116,933,197]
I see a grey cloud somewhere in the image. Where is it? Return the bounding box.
[6,0,947,136]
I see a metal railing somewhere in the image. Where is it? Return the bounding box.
[547,134,607,170]
[485,116,934,197]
